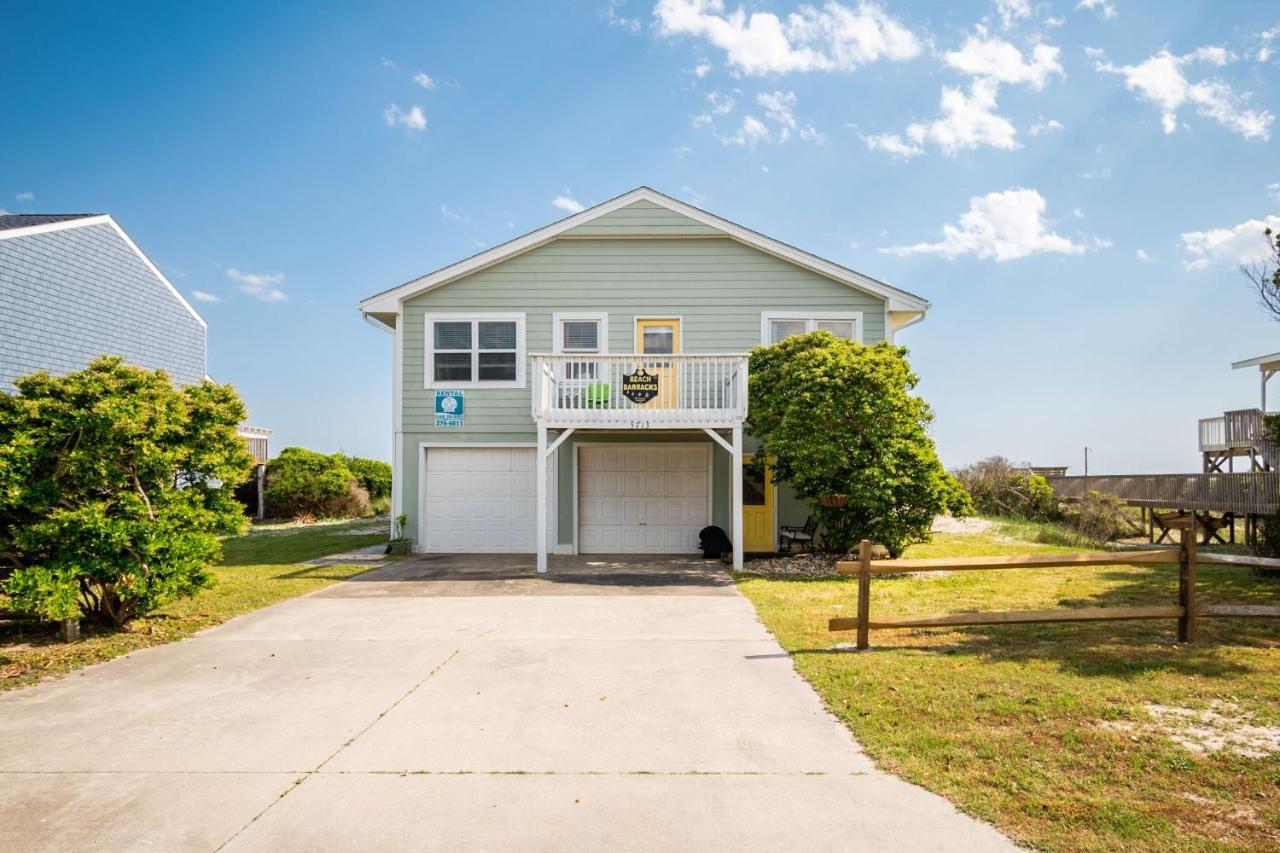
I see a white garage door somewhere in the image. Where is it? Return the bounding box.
[578,444,710,554]
[421,447,555,553]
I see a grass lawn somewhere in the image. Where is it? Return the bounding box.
[0,517,388,692]
[737,523,1280,852]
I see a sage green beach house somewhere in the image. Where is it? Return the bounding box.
[359,188,929,571]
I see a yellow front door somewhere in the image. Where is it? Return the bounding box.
[742,455,775,552]
[636,318,680,408]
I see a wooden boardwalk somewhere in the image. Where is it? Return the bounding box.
[1045,473,1280,516]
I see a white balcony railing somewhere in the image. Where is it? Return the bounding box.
[1199,408,1275,452]
[532,353,748,428]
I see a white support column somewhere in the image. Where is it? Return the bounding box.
[731,426,743,570]
[536,424,548,573]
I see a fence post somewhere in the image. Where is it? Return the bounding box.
[856,539,872,650]
[1178,523,1198,644]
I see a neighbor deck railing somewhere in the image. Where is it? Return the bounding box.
[1198,408,1274,453]
[1044,472,1280,515]
[531,353,748,428]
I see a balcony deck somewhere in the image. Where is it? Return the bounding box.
[532,353,748,430]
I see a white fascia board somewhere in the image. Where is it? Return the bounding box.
[1232,352,1280,371]
[358,187,930,315]
[0,214,207,329]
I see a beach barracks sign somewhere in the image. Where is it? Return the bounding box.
[621,367,659,404]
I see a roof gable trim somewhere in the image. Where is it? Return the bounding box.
[359,187,929,314]
[0,214,206,329]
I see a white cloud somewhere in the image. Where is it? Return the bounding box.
[552,194,586,214]
[693,61,712,76]
[381,57,398,70]
[880,188,1092,261]
[699,89,822,147]
[653,0,922,76]
[605,0,642,32]
[866,78,1017,158]
[942,32,1063,89]
[681,185,707,205]
[994,0,1030,30]
[383,104,427,131]
[1094,47,1273,139]
[1076,0,1117,19]
[1078,165,1112,180]
[1029,117,1064,135]
[440,204,470,223]
[1259,26,1280,62]
[1268,182,1280,202]
[226,268,286,302]
[191,290,220,303]
[717,114,772,147]
[1136,249,1153,262]
[413,71,437,89]
[868,31,1061,159]
[1181,215,1280,271]
[14,191,34,202]
[707,90,737,114]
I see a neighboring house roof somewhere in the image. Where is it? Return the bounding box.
[0,213,99,231]
[0,213,206,328]
[359,186,930,318]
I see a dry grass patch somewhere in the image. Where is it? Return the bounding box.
[737,529,1280,851]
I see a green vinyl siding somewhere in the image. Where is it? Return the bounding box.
[397,230,889,545]
[559,199,722,238]
[401,236,887,438]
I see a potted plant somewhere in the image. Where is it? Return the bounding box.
[386,514,412,555]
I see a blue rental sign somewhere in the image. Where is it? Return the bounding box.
[434,390,464,427]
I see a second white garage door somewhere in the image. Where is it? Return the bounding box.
[421,447,555,553]
[578,444,710,554]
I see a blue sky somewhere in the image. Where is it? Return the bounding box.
[3,1,1278,473]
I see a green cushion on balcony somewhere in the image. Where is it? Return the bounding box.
[585,383,611,406]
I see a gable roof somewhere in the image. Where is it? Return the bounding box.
[359,187,930,316]
[0,213,99,231]
[0,213,206,329]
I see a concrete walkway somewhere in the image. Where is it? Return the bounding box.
[0,555,1013,852]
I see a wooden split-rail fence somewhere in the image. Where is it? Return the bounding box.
[829,532,1280,649]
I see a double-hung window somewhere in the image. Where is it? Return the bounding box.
[425,313,525,388]
[553,312,607,381]
[761,312,863,345]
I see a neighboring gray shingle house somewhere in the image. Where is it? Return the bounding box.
[0,214,207,391]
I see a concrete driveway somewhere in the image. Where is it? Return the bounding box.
[0,555,1013,852]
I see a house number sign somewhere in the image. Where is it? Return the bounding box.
[621,368,659,404]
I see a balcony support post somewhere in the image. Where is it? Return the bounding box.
[536,424,548,574]
[731,426,743,571]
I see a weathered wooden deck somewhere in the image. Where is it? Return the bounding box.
[1046,472,1280,516]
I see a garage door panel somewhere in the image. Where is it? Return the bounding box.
[422,448,552,554]
[578,444,709,555]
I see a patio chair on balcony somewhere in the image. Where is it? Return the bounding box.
[780,516,818,554]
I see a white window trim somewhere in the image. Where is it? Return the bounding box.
[424,312,526,389]
[760,311,864,345]
[551,311,609,354]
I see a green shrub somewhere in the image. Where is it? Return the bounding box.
[953,456,1058,520]
[747,331,965,557]
[264,448,369,520]
[341,455,391,501]
[1060,491,1136,543]
[0,357,252,625]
